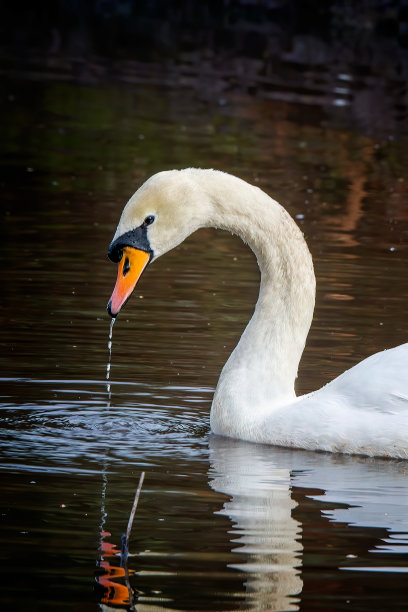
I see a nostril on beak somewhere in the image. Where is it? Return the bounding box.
[123,257,130,277]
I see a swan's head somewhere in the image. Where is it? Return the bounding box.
[107,169,213,317]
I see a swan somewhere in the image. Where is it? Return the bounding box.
[107,168,408,459]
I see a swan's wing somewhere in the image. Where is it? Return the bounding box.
[263,344,408,458]
[315,343,408,414]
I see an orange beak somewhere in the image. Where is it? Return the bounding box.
[107,247,150,318]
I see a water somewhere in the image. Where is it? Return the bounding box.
[106,318,115,394]
[1,65,408,611]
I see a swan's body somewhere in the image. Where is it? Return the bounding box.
[108,168,408,459]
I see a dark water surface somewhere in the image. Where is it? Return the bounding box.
[1,72,408,611]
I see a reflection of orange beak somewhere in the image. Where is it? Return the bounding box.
[107,247,150,318]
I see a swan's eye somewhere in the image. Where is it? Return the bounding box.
[123,257,130,276]
[143,215,155,227]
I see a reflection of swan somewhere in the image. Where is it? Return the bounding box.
[209,436,302,611]
[97,435,408,611]
[107,169,408,458]
[293,454,408,544]
[209,435,408,608]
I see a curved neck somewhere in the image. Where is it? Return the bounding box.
[196,171,315,417]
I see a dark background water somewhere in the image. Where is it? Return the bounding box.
[2,0,408,137]
[1,3,408,611]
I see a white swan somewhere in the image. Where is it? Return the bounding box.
[107,168,408,459]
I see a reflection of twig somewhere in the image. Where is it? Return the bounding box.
[123,549,136,611]
[120,472,145,611]
[127,471,145,542]
[121,472,145,567]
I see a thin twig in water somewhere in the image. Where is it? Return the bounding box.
[126,471,145,541]
[121,471,145,568]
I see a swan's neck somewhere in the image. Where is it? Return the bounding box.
[199,171,315,430]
